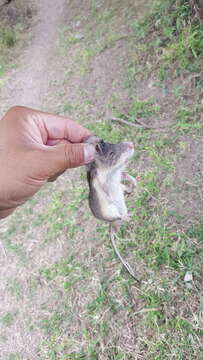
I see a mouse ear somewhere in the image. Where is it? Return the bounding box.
[95,144,102,153]
[84,135,100,145]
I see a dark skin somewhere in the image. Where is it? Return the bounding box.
[0,106,95,219]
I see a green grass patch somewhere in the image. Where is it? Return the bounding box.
[145,316,203,360]
[40,256,88,283]
[0,23,23,78]
[129,98,161,119]
[38,186,87,242]
[132,0,203,75]
[187,221,203,241]
[40,312,64,336]
[7,278,23,299]
[87,122,124,142]
[175,105,203,132]
[0,311,17,327]
[7,354,21,360]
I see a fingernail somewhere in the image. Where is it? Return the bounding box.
[84,144,95,163]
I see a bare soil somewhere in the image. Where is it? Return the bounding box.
[0,0,67,112]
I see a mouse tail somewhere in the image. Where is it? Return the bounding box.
[109,224,141,284]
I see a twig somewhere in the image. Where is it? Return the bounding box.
[111,117,145,129]
[111,116,170,130]
[134,307,162,315]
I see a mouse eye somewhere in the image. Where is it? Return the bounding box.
[96,140,106,153]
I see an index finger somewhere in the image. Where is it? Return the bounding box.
[32,109,92,143]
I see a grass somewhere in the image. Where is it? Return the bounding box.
[0,2,31,79]
[39,8,203,350]
[7,354,21,360]
[132,0,203,75]
[175,105,203,132]
[0,24,22,77]
[0,311,17,327]
[7,278,23,300]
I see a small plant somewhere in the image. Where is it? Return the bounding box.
[165,23,203,71]
[133,0,203,74]
[8,354,21,360]
[2,27,16,47]
[175,106,203,131]
[129,99,160,119]
[158,64,168,81]
[131,20,149,39]
[176,107,194,123]
[0,312,17,327]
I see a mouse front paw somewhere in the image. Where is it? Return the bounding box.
[122,172,139,186]
[122,184,132,195]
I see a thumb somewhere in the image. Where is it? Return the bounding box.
[36,143,95,179]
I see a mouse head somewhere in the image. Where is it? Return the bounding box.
[94,139,134,168]
[85,135,134,168]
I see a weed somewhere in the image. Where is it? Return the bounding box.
[173,85,183,98]
[175,105,203,132]
[3,238,27,262]
[0,22,24,78]
[7,278,23,299]
[40,256,86,282]
[61,353,86,360]
[40,312,64,336]
[132,0,203,75]
[0,311,17,327]
[158,64,169,81]
[129,99,160,119]
[152,0,192,39]
[63,102,76,114]
[87,290,107,313]
[125,62,139,92]
[7,354,21,360]
[87,122,124,142]
[165,23,203,72]
[1,27,16,47]
[187,221,203,241]
[131,19,149,39]
[41,187,87,242]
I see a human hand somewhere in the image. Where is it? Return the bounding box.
[0,106,94,218]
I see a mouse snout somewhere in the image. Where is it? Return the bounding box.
[124,142,134,149]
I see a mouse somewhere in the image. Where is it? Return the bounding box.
[85,136,136,226]
[85,136,140,282]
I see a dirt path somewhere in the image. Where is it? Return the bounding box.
[0,1,68,358]
[0,0,66,113]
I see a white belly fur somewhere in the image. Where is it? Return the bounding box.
[94,168,128,221]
